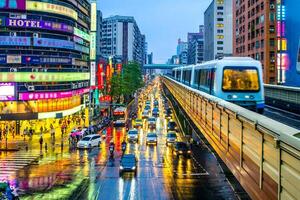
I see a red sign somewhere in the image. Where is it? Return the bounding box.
[99,95,111,102]
[116,63,122,73]
[97,63,104,89]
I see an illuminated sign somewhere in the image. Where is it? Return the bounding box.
[22,56,73,64]
[6,18,73,33]
[90,2,97,31]
[90,62,96,86]
[7,55,21,64]
[0,72,90,82]
[0,82,15,101]
[26,1,78,20]
[74,27,90,41]
[19,88,90,100]
[0,55,6,64]
[0,36,31,46]
[0,0,25,10]
[97,63,104,89]
[33,38,74,50]
[74,44,89,54]
[90,32,96,60]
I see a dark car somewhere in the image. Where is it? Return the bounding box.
[172,142,191,157]
[152,107,159,117]
[119,154,137,176]
[167,121,177,131]
[153,100,159,107]
[165,108,173,119]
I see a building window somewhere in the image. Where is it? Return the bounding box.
[217,41,223,45]
[217,12,223,15]
[216,23,224,27]
[217,29,224,33]
[217,35,224,39]
[217,47,223,50]
[269,13,275,22]
[217,6,224,10]
[217,18,224,21]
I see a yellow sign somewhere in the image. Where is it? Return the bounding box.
[26,1,78,20]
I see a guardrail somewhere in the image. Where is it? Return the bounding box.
[163,76,300,200]
[264,84,300,114]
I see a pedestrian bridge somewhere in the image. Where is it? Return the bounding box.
[162,76,300,200]
[143,64,182,70]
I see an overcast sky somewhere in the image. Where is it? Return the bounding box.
[98,0,211,63]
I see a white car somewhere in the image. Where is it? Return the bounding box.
[142,110,150,119]
[146,133,158,145]
[77,134,101,149]
[127,129,139,143]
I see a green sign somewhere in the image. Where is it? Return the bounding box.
[74,27,90,41]
[0,72,90,82]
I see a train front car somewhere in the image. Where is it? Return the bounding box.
[216,57,265,113]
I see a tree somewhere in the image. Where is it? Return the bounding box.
[109,73,123,103]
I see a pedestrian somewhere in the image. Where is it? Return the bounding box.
[40,126,43,134]
[39,135,43,151]
[0,128,2,140]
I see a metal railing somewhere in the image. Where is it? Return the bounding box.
[163,76,300,200]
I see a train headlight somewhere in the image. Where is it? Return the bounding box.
[249,95,254,99]
[232,95,238,99]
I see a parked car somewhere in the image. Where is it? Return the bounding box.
[127,129,139,143]
[166,132,177,145]
[77,134,101,149]
[167,121,178,132]
[146,132,158,145]
[171,142,191,157]
[119,154,137,176]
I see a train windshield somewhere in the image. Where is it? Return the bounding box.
[222,68,260,92]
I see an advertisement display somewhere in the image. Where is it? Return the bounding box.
[90,62,96,86]
[22,56,72,64]
[74,27,90,41]
[0,72,90,82]
[90,32,96,60]
[90,2,97,31]
[0,55,6,64]
[26,1,78,20]
[74,44,89,54]
[0,82,15,101]
[0,0,26,10]
[0,36,31,46]
[7,55,21,64]
[33,38,74,50]
[19,88,90,100]
[6,18,73,33]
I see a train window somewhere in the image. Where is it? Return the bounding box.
[172,71,175,77]
[222,68,260,91]
[193,70,200,88]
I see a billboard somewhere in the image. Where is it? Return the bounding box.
[33,38,74,50]
[22,56,73,64]
[90,32,96,60]
[90,62,96,86]
[74,44,89,54]
[26,1,78,20]
[6,18,73,33]
[0,36,31,46]
[19,88,90,100]
[0,82,16,101]
[0,0,26,10]
[90,2,97,31]
[0,72,90,82]
[74,27,90,41]
[0,55,6,64]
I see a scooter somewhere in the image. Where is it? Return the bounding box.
[109,146,114,158]
[121,144,127,155]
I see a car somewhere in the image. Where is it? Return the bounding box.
[144,105,151,111]
[145,100,151,106]
[166,132,177,145]
[167,121,178,132]
[171,142,191,157]
[152,108,159,117]
[153,100,159,107]
[146,132,158,145]
[119,154,137,176]
[147,117,156,129]
[127,129,139,143]
[77,134,101,149]
[133,118,143,128]
[165,108,173,119]
[142,110,150,119]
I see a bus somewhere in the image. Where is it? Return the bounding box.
[113,106,128,127]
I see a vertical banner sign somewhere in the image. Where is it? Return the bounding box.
[97,63,104,89]
[90,62,96,86]
[90,2,97,32]
[90,32,96,60]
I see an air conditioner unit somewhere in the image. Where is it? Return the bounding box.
[28,86,35,91]
[33,33,39,38]
[10,32,17,37]
[10,68,17,72]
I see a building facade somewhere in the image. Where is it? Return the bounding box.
[204,0,233,61]
[187,25,204,64]
[233,0,277,84]
[100,15,146,65]
[96,10,103,59]
[0,0,91,134]
[176,39,188,65]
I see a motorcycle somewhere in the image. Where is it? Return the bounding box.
[121,144,127,155]
[109,146,114,158]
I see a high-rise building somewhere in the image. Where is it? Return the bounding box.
[0,0,91,132]
[96,10,103,59]
[233,0,277,84]
[147,52,153,64]
[100,15,146,65]
[204,0,233,61]
[176,39,188,65]
[187,25,205,64]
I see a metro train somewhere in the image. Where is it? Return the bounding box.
[171,57,265,113]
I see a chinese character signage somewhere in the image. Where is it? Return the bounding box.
[22,56,73,64]
[0,82,16,101]
[0,36,31,46]
[33,38,74,50]
[0,0,26,10]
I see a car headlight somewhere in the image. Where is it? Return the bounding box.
[120,166,124,170]
[179,151,183,153]
[187,150,191,154]
[132,166,136,170]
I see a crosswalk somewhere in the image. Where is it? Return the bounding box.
[0,153,40,179]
